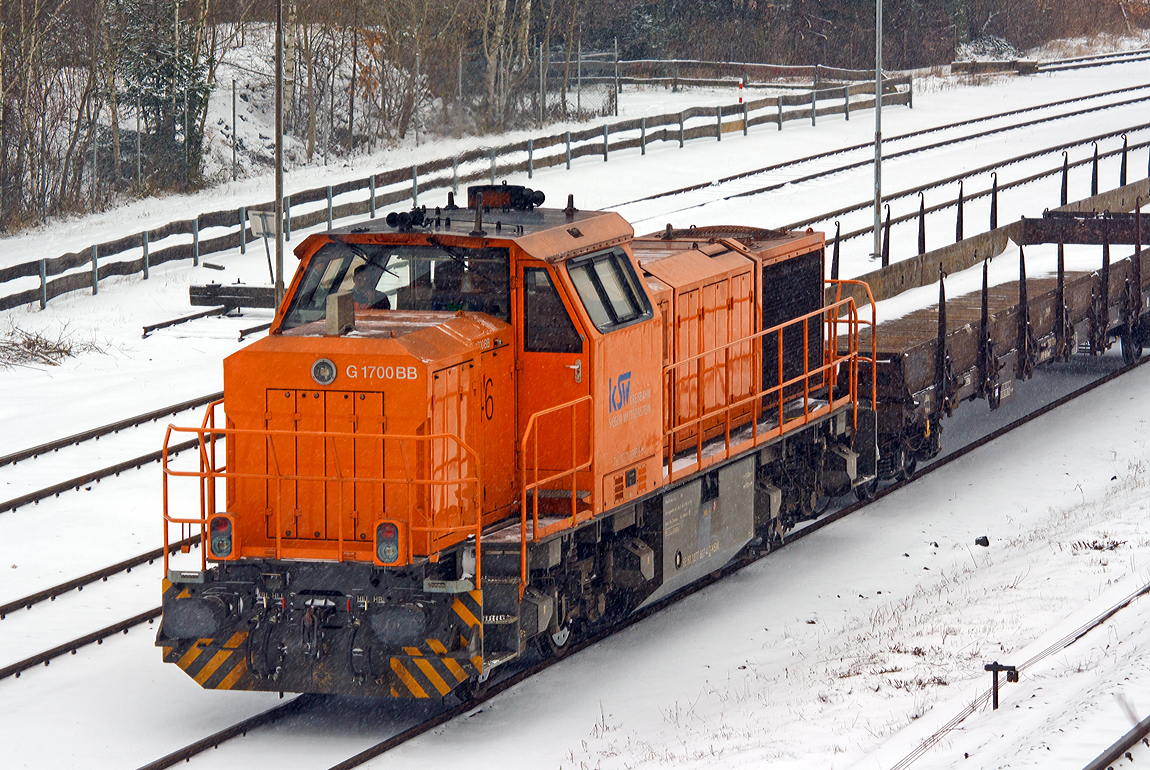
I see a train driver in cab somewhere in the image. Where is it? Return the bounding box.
[353,263,391,310]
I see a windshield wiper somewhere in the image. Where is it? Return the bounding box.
[334,238,399,279]
[426,236,497,288]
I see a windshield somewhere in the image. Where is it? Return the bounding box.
[281,240,511,330]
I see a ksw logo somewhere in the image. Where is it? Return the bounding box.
[609,371,631,413]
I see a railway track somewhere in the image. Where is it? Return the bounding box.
[0,395,222,677]
[620,105,1150,242]
[126,353,1149,770]
[0,392,220,514]
[785,124,1149,241]
[610,81,1150,212]
[1040,48,1150,73]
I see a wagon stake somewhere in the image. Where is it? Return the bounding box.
[1056,239,1071,362]
[955,180,965,242]
[1017,245,1036,380]
[917,193,926,255]
[831,222,841,280]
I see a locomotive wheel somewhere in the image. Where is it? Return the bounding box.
[853,476,878,502]
[804,489,831,518]
[536,620,573,659]
[455,667,493,703]
[1122,330,1142,365]
[898,451,918,482]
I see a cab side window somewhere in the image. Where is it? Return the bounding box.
[567,249,653,333]
[523,267,582,353]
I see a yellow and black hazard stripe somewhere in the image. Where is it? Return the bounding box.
[450,589,484,672]
[388,644,476,698]
[388,589,484,699]
[160,579,253,691]
[161,577,189,603]
[161,631,251,690]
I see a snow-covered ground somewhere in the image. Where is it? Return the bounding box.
[3,36,1150,770]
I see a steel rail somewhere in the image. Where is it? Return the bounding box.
[0,536,200,619]
[736,117,1150,208]
[134,695,326,770]
[0,391,221,469]
[1040,48,1150,67]
[1082,713,1150,770]
[609,82,1150,210]
[0,438,200,514]
[787,127,1150,239]
[1041,50,1150,73]
[645,106,1150,228]
[890,577,1150,770]
[0,607,161,681]
[119,354,1149,770]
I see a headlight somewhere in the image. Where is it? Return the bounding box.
[311,358,337,385]
[209,515,233,559]
[375,521,402,565]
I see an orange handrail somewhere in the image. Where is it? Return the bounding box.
[829,278,878,413]
[161,403,485,586]
[662,291,870,482]
[518,395,594,598]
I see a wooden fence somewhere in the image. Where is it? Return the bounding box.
[0,70,911,313]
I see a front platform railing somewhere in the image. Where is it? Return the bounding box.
[162,400,485,584]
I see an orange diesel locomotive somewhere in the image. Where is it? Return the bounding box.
[158,185,877,699]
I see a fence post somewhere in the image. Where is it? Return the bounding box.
[38,259,47,310]
[327,185,334,230]
[577,40,582,115]
[908,75,914,108]
[369,176,376,218]
[91,245,98,295]
[641,117,646,155]
[566,131,571,169]
[679,112,684,148]
[143,231,150,279]
[777,98,783,130]
[716,107,722,141]
[528,138,534,178]
[743,102,748,136]
[603,124,609,161]
[489,149,496,184]
[412,166,419,207]
[614,37,619,118]
[285,195,292,241]
[811,88,817,126]
[240,207,246,253]
[452,160,459,194]
[232,79,237,181]
[192,217,199,266]
[844,85,850,121]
